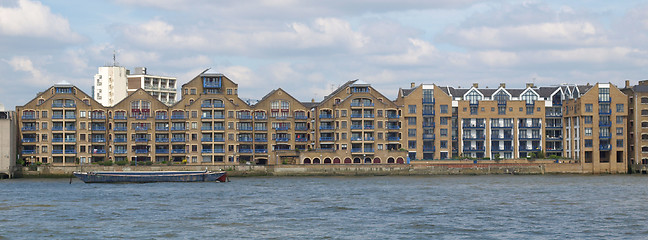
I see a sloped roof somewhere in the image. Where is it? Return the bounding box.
[633,85,648,93]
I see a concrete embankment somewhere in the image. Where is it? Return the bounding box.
[15,160,592,178]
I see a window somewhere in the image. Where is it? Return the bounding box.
[466,89,482,105]
[616,127,623,136]
[440,141,448,149]
[408,140,416,149]
[341,110,347,117]
[42,122,47,130]
[408,105,416,114]
[616,104,624,112]
[423,89,433,102]
[341,121,347,129]
[498,107,506,115]
[585,139,593,147]
[643,122,648,128]
[341,133,347,140]
[584,128,592,136]
[585,104,593,112]
[470,107,478,115]
[41,134,48,142]
[227,89,232,95]
[192,111,197,118]
[521,90,538,105]
[642,97,648,104]
[407,117,416,125]
[377,110,383,117]
[617,139,623,147]
[598,87,610,102]
[440,117,448,125]
[584,116,593,124]
[440,105,448,114]
[41,111,48,118]
[190,88,196,95]
[440,129,448,137]
[642,110,648,116]
[494,90,509,105]
[80,111,86,118]
[526,106,534,115]
[408,129,416,137]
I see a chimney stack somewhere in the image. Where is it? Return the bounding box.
[411,82,415,88]
[499,83,506,88]
[626,80,630,88]
[526,83,534,88]
[473,83,479,88]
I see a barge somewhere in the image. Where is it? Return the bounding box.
[73,170,227,183]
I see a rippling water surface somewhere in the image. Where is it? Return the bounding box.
[2,175,648,239]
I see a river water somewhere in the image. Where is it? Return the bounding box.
[2,175,648,239]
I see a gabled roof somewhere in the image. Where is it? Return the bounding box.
[633,85,648,93]
[536,86,560,98]
[112,88,167,108]
[321,79,357,103]
[255,88,307,109]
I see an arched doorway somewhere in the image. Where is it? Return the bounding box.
[396,157,404,164]
[364,157,372,163]
[387,157,395,163]
[373,157,381,164]
[313,158,321,164]
[333,157,341,164]
[324,158,332,164]
[344,158,352,164]
[353,157,361,163]
[303,158,311,164]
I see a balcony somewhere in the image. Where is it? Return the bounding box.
[135,149,149,154]
[364,125,374,130]
[22,115,37,120]
[65,115,76,119]
[201,137,212,142]
[171,138,185,142]
[462,135,485,140]
[351,148,362,153]
[599,121,611,127]
[492,135,513,140]
[238,149,253,153]
[319,114,333,119]
[201,126,212,131]
[546,148,563,152]
[320,125,335,130]
[201,149,213,153]
[422,134,435,140]
[213,115,225,119]
[319,137,334,142]
[599,109,612,115]
[275,137,290,142]
[365,148,375,153]
[600,144,612,150]
[463,123,486,128]
[387,114,400,119]
[295,138,308,142]
[171,127,186,131]
[422,122,435,128]
[274,127,290,131]
[238,137,253,142]
[213,126,225,131]
[238,126,253,131]
[91,115,106,120]
[364,114,374,118]
[22,138,37,143]
[92,149,107,154]
[422,99,435,104]
[350,125,363,130]
[65,138,76,143]
[52,115,64,119]
[546,125,563,129]
[134,126,149,131]
[114,149,128,154]
[52,103,64,108]
[295,126,308,131]
[492,146,514,152]
[519,135,541,140]
[155,115,169,120]
[21,150,36,154]
[156,149,169,154]
[91,126,106,131]
[423,147,435,152]
[114,115,127,120]
[213,137,225,142]
[135,138,149,143]
[255,149,268,153]
[237,115,253,120]
[463,146,486,152]
[295,115,308,120]
[52,126,64,131]
[518,124,542,128]
[350,114,363,118]
[201,115,212,119]
[114,138,127,143]
[91,138,106,143]
[387,136,400,141]
[65,126,76,131]
[52,149,64,154]
[365,137,375,141]
[171,149,186,154]
[156,126,169,131]
[21,126,37,131]
[599,134,611,139]
[422,111,435,116]
[213,103,224,108]
[171,115,185,120]
[156,138,169,143]
[255,138,268,142]
[213,149,225,153]
[351,137,363,141]
[52,138,64,142]
[519,146,542,152]
[255,116,267,120]
[201,103,212,108]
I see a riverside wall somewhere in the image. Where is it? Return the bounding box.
[16,159,596,177]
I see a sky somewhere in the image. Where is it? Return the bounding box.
[1,0,648,109]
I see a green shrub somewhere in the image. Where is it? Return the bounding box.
[115,160,128,166]
[98,160,113,166]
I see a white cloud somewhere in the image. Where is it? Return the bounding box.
[4,56,48,85]
[0,0,83,42]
